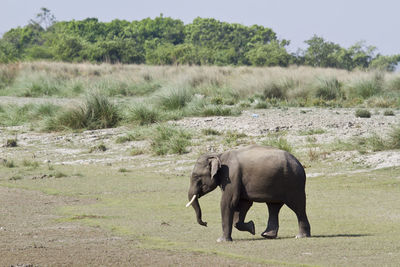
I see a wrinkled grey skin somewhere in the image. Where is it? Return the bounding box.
[187,145,311,242]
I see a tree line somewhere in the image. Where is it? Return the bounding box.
[1,8,399,71]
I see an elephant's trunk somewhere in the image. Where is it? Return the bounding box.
[188,193,207,227]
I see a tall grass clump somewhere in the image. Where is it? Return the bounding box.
[0,103,60,126]
[0,104,32,126]
[314,77,343,100]
[200,105,241,117]
[45,93,121,131]
[347,73,384,99]
[386,76,400,91]
[150,124,191,155]
[23,77,61,97]
[0,64,19,90]
[129,104,161,125]
[262,81,288,100]
[158,88,192,110]
[95,78,161,97]
[84,93,121,129]
[366,96,397,108]
[388,126,400,149]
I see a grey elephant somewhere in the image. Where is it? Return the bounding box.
[186,145,311,242]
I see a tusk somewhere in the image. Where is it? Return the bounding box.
[185,195,197,207]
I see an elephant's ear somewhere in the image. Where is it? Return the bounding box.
[209,157,221,180]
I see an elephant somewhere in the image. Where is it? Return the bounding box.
[186,144,311,242]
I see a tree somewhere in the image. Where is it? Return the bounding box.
[52,35,85,62]
[0,39,19,63]
[369,54,400,72]
[303,35,342,68]
[30,7,56,30]
[245,41,291,67]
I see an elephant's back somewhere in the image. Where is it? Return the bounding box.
[235,145,306,201]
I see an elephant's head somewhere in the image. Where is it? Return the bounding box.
[186,154,221,227]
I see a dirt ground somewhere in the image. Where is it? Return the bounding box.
[0,186,265,267]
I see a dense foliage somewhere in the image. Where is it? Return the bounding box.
[1,9,399,71]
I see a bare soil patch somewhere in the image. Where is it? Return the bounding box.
[0,187,263,266]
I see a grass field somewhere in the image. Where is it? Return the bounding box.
[1,150,399,266]
[1,62,400,266]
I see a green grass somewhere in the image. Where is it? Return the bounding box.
[129,103,161,125]
[329,128,400,153]
[384,110,395,116]
[314,77,343,100]
[262,136,294,153]
[0,103,59,127]
[201,128,222,136]
[355,109,371,118]
[347,73,384,99]
[150,124,192,155]
[299,128,326,136]
[200,105,240,117]
[158,88,193,110]
[1,158,400,266]
[45,93,121,131]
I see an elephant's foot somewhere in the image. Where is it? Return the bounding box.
[217,236,233,242]
[295,232,311,238]
[261,230,278,239]
[248,221,255,235]
[234,220,255,235]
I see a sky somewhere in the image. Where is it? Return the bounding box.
[1,0,399,55]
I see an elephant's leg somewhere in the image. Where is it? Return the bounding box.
[233,200,255,235]
[285,194,311,238]
[217,197,235,242]
[261,202,283,239]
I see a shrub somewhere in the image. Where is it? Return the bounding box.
[254,101,269,109]
[54,171,67,178]
[89,143,107,153]
[150,124,191,155]
[5,139,17,147]
[384,110,395,116]
[355,109,371,118]
[201,128,221,136]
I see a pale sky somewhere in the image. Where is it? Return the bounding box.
[1,0,399,55]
